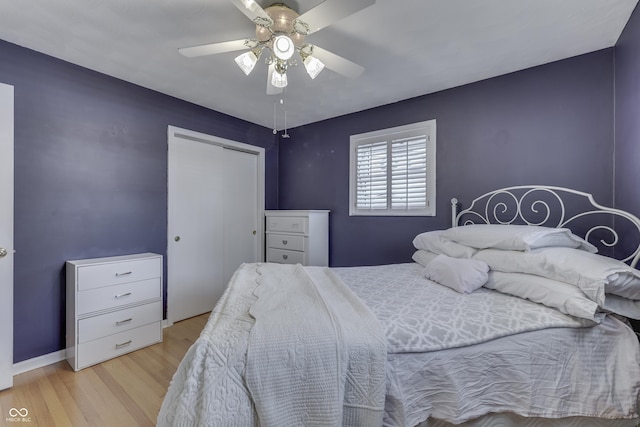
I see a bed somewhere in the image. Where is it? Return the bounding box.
[157,185,640,427]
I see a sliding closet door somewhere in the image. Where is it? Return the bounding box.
[167,127,264,324]
[222,148,259,286]
[0,83,14,390]
[168,138,225,323]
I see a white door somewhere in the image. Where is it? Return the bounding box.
[167,127,264,324]
[222,148,259,285]
[0,83,14,390]
[168,138,224,323]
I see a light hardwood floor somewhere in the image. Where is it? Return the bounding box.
[0,313,209,427]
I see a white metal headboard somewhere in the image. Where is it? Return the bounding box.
[451,185,640,268]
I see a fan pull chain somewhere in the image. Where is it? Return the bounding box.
[272,102,277,134]
[282,109,290,138]
[281,89,290,138]
[272,89,291,139]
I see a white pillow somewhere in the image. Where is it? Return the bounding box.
[474,247,640,306]
[442,224,597,252]
[412,250,439,267]
[484,271,602,322]
[423,254,489,294]
[412,230,477,258]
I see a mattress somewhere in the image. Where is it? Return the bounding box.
[334,263,640,426]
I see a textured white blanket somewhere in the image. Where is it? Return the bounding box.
[247,263,387,426]
[157,263,386,427]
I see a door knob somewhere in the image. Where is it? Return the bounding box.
[0,248,7,258]
[174,236,181,242]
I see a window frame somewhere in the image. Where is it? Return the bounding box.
[349,119,436,217]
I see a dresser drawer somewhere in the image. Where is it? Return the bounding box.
[77,256,161,291]
[78,301,162,344]
[267,248,305,264]
[76,321,162,369]
[77,278,161,315]
[266,233,306,251]
[266,216,308,234]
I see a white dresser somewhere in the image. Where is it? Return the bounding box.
[66,253,163,371]
[265,210,329,266]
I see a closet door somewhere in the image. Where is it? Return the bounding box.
[168,138,224,323]
[222,148,259,286]
[167,127,264,324]
[0,83,14,390]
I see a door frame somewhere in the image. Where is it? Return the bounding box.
[0,83,14,390]
[166,125,265,325]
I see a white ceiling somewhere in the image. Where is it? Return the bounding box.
[0,0,637,130]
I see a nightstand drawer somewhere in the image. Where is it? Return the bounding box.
[76,322,162,369]
[77,278,161,315]
[267,234,306,251]
[77,257,162,291]
[78,301,162,344]
[267,248,305,264]
[266,216,308,234]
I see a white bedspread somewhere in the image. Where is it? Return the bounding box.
[158,262,640,427]
[334,263,593,353]
[157,263,387,427]
[334,263,640,426]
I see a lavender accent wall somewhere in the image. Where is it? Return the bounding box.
[615,3,640,258]
[279,50,615,267]
[0,40,278,363]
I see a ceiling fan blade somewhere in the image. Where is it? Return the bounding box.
[179,39,251,58]
[229,0,273,27]
[266,63,283,95]
[297,0,375,35]
[311,46,364,79]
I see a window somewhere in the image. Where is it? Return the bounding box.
[349,120,436,216]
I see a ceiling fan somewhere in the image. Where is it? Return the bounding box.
[178,0,376,94]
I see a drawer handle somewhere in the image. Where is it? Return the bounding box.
[282,240,288,245]
[115,292,132,299]
[116,271,132,277]
[116,318,133,326]
[282,254,288,260]
[115,340,132,349]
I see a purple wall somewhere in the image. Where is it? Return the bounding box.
[0,40,278,363]
[279,50,615,267]
[615,4,640,258]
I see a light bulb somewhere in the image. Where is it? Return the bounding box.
[272,35,294,61]
[303,55,325,79]
[234,50,258,75]
[271,70,288,88]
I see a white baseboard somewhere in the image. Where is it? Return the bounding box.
[13,349,67,376]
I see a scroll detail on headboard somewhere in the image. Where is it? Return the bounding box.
[451,186,640,268]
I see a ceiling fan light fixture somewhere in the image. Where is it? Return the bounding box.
[272,35,295,60]
[303,55,325,79]
[271,70,288,88]
[234,49,260,75]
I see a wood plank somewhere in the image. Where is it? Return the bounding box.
[0,313,209,426]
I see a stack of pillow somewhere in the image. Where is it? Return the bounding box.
[413,224,640,323]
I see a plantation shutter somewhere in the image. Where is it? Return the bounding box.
[391,135,428,210]
[350,119,435,216]
[356,141,388,210]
